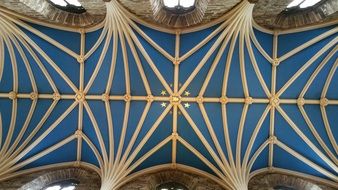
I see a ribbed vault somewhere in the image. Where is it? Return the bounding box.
[0,0,337,190]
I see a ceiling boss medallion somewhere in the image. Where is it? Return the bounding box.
[75,91,86,102]
[170,94,181,105]
[269,95,280,107]
[150,0,209,27]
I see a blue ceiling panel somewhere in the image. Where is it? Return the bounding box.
[253,28,273,56]
[250,146,268,172]
[325,105,338,145]
[81,140,100,167]
[0,5,337,187]
[132,114,172,171]
[303,104,337,155]
[177,112,222,174]
[25,22,81,53]
[137,23,176,56]
[279,44,337,99]
[0,44,13,92]
[278,25,336,57]
[226,40,245,97]
[244,42,268,98]
[325,64,338,99]
[180,24,221,56]
[21,139,77,170]
[133,141,172,173]
[134,29,174,86]
[179,30,222,87]
[249,38,272,90]
[273,146,331,181]
[241,104,269,160]
[85,36,114,94]
[275,106,337,175]
[177,142,217,176]
[130,102,170,154]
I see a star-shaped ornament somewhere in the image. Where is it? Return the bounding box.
[184,103,190,108]
[160,90,167,96]
[161,102,167,107]
[184,91,190,96]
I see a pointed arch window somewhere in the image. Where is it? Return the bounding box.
[49,0,86,14]
[157,182,188,190]
[163,0,196,13]
[286,0,323,9]
[44,179,79,190]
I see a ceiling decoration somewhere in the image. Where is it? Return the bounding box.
[0,0,337,29]
[0,167,101,189]
[49,0,86,14]
[275,0,338,29]
[0,0,105,27]
[118,0,241,28]
[0,0,337,190]
[249,173,337,190]
[253,0,338,29]
[149,0,209,27]
[120,169,223,189]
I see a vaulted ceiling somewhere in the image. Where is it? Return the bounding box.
[0,0,337,189]
[0,0,337,29]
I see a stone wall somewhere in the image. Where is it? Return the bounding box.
[1,168,337,190]
[119,169,224,190]
[0,0,105,27]
[253,0,338,29]
[0,167,101,190]
[248,173,337,190]
[118,0,240,27]
[0,0,337,29]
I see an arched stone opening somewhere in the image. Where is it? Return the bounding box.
[248,173,337,190]
[0,167,101,190]
[118,169,224,190]
[0,0,105,27]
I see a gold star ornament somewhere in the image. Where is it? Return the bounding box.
[160,90,167,96]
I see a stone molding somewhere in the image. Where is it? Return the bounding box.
[275,0,338,29]
[0,0,337,29]
[249,173,337,190]
[0,0,105,27]
[1,168,337,189]
[119,169,224,190]
[19,0,96,27]
[0,168,101,190]
[253,0,338,29]
[149,0,209,28]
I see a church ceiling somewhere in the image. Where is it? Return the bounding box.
[0,0,337,29]
[0,0,337,189]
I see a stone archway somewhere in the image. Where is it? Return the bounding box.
[119,169,224,190]
[248,173,336,190]
[0,167,101,190]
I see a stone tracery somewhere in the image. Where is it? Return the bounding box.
[0,0,337,189]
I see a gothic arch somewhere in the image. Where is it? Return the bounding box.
[0,167,101,190]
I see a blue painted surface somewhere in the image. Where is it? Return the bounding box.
[273,146,330,180]
[26,22,81,53]
[22,140,77,170]
[278,36,337,99]
[177,142,217,176]
[0,18,337,182]
[251,147,268,172]
[278,25,336,57]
